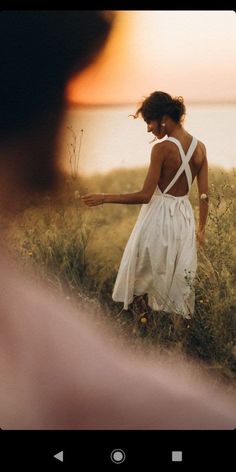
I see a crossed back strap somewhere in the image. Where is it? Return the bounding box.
[163,136,198,194]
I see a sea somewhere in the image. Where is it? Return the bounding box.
[59,104,236,176]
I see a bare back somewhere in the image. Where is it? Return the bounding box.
[158,134,206,196]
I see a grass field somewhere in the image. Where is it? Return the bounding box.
[6,165,236,383]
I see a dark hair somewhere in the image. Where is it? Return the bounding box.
[135,91,186,124]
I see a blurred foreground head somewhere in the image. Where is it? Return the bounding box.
[0,11,113,204]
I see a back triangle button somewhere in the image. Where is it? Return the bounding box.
[54,451,63,462]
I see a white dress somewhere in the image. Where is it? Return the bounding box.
[112,136,198,319]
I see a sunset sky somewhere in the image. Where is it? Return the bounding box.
[67,10,236,105]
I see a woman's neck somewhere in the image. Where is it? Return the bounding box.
[166,121,189,140]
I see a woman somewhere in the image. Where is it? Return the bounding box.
[1,12,235,434]
[82,91,209,319]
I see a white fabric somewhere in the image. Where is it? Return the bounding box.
[112,137,198,319]
[164,137,197,194]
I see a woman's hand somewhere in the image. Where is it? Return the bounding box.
[81,193,105,207]
[197,227,206,247]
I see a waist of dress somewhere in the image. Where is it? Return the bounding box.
[150,189,193,220]
[152,190,189,200]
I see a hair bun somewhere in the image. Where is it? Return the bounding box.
[171,96,186,121]
[173,96,184,105]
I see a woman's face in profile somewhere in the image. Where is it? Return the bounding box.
[146,119,166,139]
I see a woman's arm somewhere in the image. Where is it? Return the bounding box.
[196,146,209,246]
[81,144,165,207]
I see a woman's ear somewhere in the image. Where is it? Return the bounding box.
[161,115,167,125]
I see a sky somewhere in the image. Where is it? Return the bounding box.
[67,10,236,105]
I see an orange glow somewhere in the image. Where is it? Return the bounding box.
[66,12,138,105]
[67,11,236,105]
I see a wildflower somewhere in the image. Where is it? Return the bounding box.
[74,190,80,199]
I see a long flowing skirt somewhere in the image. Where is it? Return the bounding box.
[112,189,197,319]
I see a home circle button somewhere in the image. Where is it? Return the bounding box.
[110,449,126,464]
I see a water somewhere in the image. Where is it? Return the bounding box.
[60,104,236,175]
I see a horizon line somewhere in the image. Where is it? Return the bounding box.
[68,99,236,109]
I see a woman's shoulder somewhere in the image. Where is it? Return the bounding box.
[196,139,207,160]
[194,136,205,148]
[152,139,181,162]
[151,141,170,164]
[151,140,173,154]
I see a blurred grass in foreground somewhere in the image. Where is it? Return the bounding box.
[5,166,236,383]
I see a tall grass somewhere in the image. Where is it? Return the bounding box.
[6,166,236,382]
